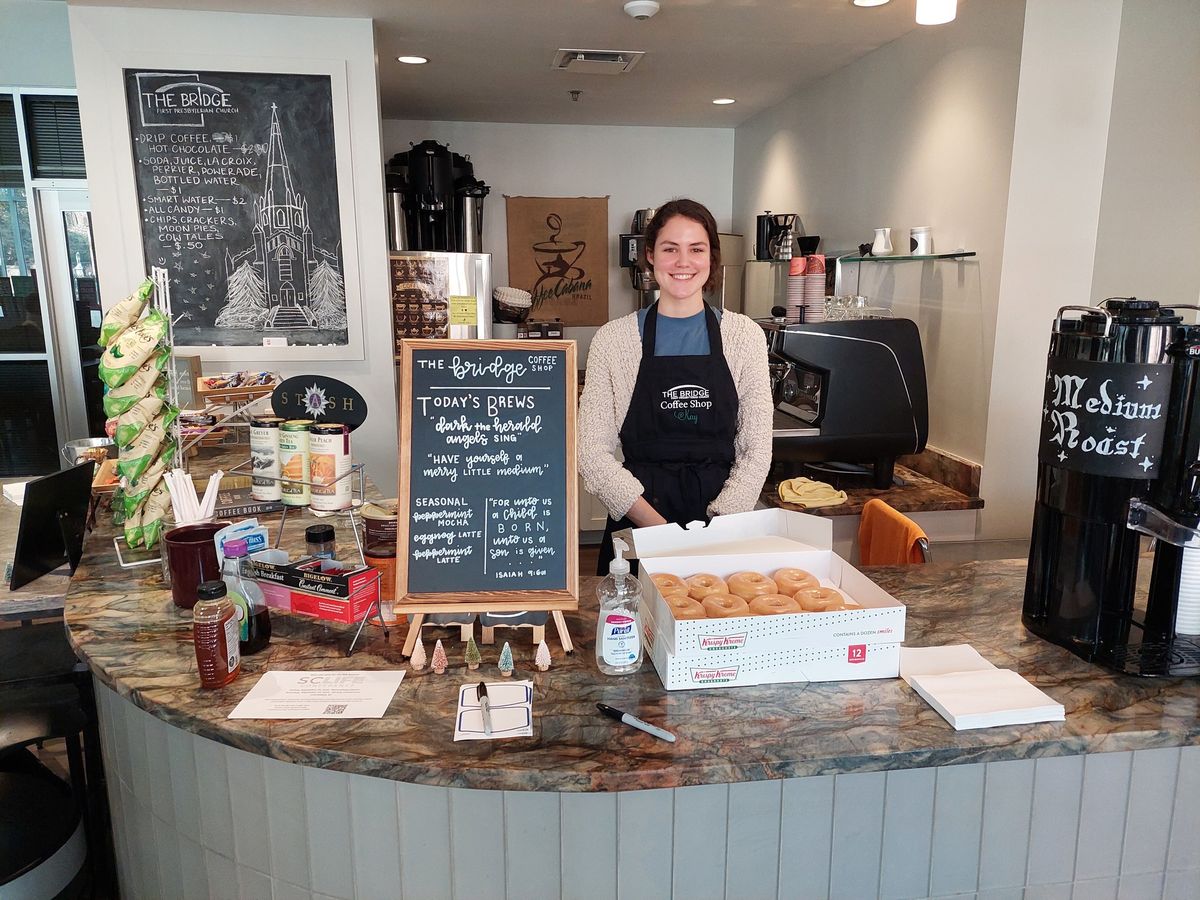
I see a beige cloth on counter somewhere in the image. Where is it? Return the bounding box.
[777,477,848,509]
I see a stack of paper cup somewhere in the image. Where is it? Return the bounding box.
[1176,547,1200,635]
[787,257,807,321]
[804,254,826,323]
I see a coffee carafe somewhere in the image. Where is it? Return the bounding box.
[754,211,799,262]
[770,213,798,261]
[1024,298,1200,676]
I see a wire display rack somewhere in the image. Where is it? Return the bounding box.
[225,459,386,655]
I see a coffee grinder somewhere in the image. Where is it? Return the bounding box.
[1023,298,1200,676]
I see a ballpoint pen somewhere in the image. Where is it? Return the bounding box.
[477,682,493,735]
[596,703,675,743]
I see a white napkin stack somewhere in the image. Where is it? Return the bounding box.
[900,644,1065,731]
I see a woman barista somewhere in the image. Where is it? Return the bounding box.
[579,199,773,573]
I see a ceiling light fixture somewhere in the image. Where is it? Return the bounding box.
[397,56,429,65]
[915,0,956,25]
[712,98,736,105]
[852,0,890,7]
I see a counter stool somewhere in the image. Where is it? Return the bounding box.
[0,624,113,897]
[0,685,88,899]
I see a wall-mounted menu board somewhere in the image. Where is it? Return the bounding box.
[396,340,578,614]
[124,68,353,353]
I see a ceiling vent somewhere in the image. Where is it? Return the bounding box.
[552,49,644,75]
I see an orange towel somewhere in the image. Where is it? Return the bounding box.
[858,498,928,566]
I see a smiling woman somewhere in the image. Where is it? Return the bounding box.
[577,199,773,574]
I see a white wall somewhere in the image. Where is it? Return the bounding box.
[382,119,735,362]
[68,6,399,494]
[1090,0,1200,307]
[978,0,1124,540]
[732,0,1025,465]
[0,0,75,87]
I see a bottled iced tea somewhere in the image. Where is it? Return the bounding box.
[193,580,241,689]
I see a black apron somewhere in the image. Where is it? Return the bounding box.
[597,303,739,574]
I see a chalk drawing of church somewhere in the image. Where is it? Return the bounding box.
[218,103,346,333]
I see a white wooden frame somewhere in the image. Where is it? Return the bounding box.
[115,54,365,363]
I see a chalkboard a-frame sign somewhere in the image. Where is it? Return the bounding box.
[396,339,578,654]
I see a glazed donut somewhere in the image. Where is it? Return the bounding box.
[726,570,780,600]
[686,573,729,601]
[773,567,820,595]
[701,592,751,618]
[822,599,859,611]
[795,586,846,612]
[651,573,690,597]
[749,593,804,615]
[665,593,699,611]
[669,597,708,620]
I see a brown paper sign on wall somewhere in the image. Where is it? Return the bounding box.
[505,196,609,326]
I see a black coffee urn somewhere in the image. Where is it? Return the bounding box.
[385,140,490,253]
[1023,298,1200,676]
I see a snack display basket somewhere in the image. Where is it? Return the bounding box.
[194,374,279,406]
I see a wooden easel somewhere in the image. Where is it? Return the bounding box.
[395,339,579,657]
[401,608,574,656]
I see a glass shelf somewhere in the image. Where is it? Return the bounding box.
[833,250,979,301]
[837,250,976,264]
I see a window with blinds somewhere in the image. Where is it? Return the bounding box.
[22,95,86,180]
[0,96,22,188]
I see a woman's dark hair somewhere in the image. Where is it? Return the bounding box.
[643,199,722,294]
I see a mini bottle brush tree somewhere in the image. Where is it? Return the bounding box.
[431,639,448,675]
[465,636,482,670]
[535,640,551,672]
[410,636,427,671]
[498,642,514,677]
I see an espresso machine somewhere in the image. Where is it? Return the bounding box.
[618,207,659,309]
[385,140,490,253]
[763,316,929,488]
[1024,298,1200,676]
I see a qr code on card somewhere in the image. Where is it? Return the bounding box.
[323,704,348,715]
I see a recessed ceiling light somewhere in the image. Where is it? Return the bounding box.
[712,98,736,105]
[852,0,891,7]
[915,0,956,24]
[397,56,428,65]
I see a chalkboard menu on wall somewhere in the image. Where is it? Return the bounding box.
[1038,357,1172,478]
[397,340,579,609]
[124,69,349,350]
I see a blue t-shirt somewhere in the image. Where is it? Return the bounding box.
[637,306,721,356]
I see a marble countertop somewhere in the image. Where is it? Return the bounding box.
[64,494,1200,790]
[763,464,985,517]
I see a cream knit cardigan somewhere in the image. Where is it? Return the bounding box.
[577,309,774,520]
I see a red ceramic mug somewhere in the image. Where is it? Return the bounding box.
[163,522,224,610]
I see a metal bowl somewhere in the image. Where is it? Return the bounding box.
[61,437,116,466]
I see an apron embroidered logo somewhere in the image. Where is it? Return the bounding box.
[660,384,713,409]
[661,384,712,424]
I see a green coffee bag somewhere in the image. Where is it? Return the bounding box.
[140,481,173,550]
[99,310,167,388]
[99,279,154,347]
[102,349,169,418]
[115,396,165,448]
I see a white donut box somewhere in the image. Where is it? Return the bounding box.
[621,509,906,690]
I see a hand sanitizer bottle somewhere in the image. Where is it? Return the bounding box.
[595,537,644,675]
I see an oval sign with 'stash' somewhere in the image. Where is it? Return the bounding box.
[271,375,368,430]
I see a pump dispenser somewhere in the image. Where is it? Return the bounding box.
[595,537,644,675]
